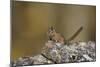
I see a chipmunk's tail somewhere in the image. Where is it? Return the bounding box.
[66,26,83,41]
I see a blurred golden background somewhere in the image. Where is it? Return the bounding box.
[11,1,96,60]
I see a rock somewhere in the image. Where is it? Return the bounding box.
[11,41,96,66]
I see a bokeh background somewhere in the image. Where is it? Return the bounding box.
[11,1,96,60]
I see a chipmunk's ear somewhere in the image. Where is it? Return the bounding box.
[50,26,56,32]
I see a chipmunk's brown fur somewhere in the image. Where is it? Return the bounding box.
[47,26,83,45]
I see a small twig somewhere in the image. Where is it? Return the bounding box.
[41,53,57,64]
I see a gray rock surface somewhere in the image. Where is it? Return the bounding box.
[11,41,96,67]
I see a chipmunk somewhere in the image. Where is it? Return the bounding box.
[47,26,83,45]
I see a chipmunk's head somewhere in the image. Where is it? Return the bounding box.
[47,26,56,36]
